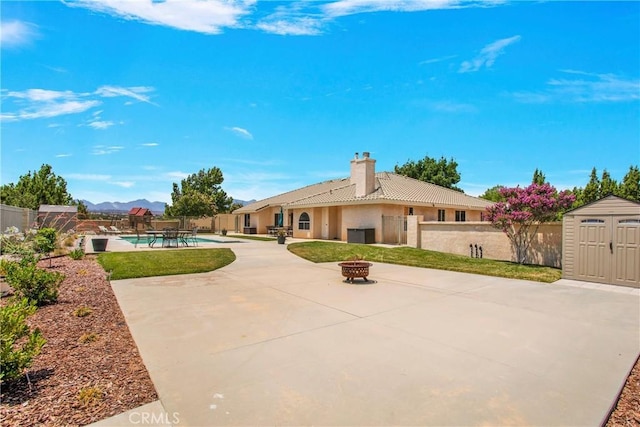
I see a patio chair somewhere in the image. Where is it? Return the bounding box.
[109,226,123,234]
[162,228,179,248]
[189,227,198,247]
[134,229,149,248]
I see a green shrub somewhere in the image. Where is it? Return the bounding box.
[78,386,103,406]
[78,332,99,344]
[73,306,92,317]
[34,228,57,256]
[68,248,85,260]
[4,255,64,306]
[0,298,46,382]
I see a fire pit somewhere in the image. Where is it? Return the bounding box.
[338,261,373,283]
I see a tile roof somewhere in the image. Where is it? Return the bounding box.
[235,172,492,213]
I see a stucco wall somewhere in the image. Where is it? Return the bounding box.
[407,216,563,267]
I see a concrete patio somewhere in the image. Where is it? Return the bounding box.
[93,237,639,426]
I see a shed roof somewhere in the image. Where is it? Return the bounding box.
[38,205,78,213]
[234,172,492,213]
[564,195,640,216]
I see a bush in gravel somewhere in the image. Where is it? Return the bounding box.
[78,386,103,406]
[68,248,85,260]
[0,298,46,382]
[73,306,92,317]
[78,332,99,344]
[4,254,64,306]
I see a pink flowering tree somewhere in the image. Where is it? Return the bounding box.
[485,183,575,264]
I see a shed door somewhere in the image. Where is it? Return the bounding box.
[576,216,640,288]
[612,218,640,287]
[577,219,610,283]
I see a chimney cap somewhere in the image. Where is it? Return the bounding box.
[363,151,370,158]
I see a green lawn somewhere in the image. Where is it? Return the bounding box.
[287,241,562,283]
[97,249,236,280]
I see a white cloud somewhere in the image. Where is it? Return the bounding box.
[66,173,112,181]
[141,142,159,147]
[95,85,156,104]
[0,20,39,49]
[55,153,72,158]
[1,85,156,122]
[513,70,640,103]
[459,35,521,73]
[109,181,135,188]
[322,0,466,18]
[92,145,124,155]
[166,171,190,180]
[226,126,254,139]
[419,55,457,65]
[256,17,323,36]
[88,120,115,130]
[68,0,256,34]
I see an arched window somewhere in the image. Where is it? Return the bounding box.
[298,212,310,230]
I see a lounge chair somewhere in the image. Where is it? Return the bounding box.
[98,225,117,235]
[109,226,123,234]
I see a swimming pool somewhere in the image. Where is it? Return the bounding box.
[118,235,239,245]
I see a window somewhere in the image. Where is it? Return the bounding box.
[581,219,605,223]
[619,219,640,224]
[455,210,466,222]
[298,212,310,230]
[407,207,414,215]
[438,209,446,222]
[244,214,250,227]
[480,212,485,222]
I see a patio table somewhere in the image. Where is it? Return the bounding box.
[145,230,192,248]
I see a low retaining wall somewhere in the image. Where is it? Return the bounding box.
[407,216,562,267]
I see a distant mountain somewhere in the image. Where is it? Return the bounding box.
[82,198,255,215]
[234,199,256,206]
[82,199,166,215]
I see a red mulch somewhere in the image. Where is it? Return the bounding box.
[606,355,640,426]
[0,255,157,426]
[0,255,637,426]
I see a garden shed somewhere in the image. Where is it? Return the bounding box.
[38,205,77,232]
[562,195,640,288]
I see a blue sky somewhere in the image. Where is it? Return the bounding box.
[1,1,638,205]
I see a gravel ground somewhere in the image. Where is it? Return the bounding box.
[0,254,637,426]
[0,255,157,426]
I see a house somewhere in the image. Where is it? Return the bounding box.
[233,152,493,243]
[562,195,640,287]
[38,205,78,232]
[128,207,153,230]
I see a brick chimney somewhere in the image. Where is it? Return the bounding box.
[350,151,376,197]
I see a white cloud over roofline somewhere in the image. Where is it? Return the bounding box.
[0,20,40,49]
[512,70,640,104]
[459,35,521,73]
[68,0,256,34]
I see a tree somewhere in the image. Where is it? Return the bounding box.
[580,167,600,205]
[532,168,547,185]
[599,169,618,197]
[394,155,463,192]
[479,185,506,202]
[485,183,575,264]
[618,165,640,202]
[0,164,73,210]
[165,167,234,217]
